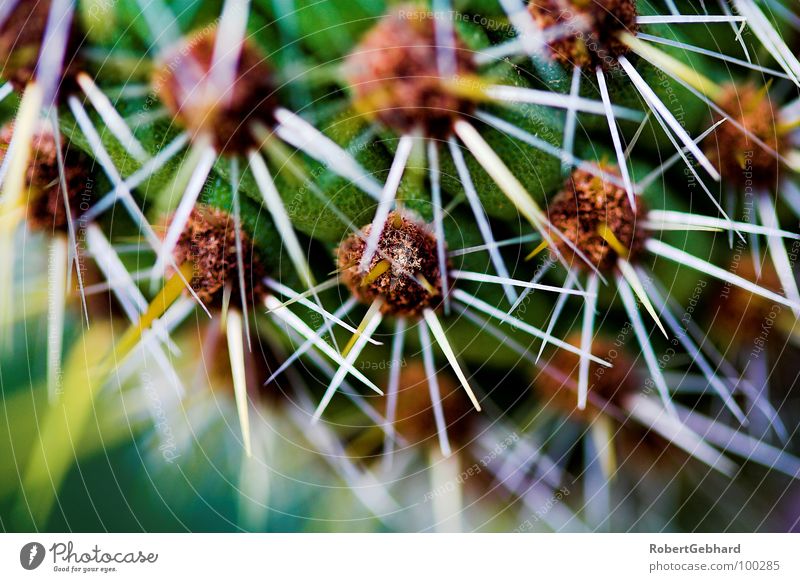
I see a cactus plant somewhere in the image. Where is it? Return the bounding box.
[1,0,800,534]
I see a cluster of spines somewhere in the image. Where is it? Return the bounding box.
[3,0,800,531]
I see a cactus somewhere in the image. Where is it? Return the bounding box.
[1,0,800,534]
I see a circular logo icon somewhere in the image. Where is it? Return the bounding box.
[20,542,46,570]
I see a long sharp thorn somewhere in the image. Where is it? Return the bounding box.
[534,268,575,363]
[263,276,340,312]
[625,394,736,476]
[476,109,629,191]
[359,134,414,271]
[732,0,800,85]
[86,226,147,321]
[0,82,13,104]
[49,108,88,326]
[36,0,74,106]
[210,0,251,99]
[636,33,791,79]
[578,273,599,410]
[428,140,451,314]
[615,272,677,416]
[448,136,518,304]
[453,119,606,281]
[484,84,643,121]
[596,67,636,209]
[312,299,383,421]
[432,0,457,78]
[76,73,149,163]
[719,0,752,61]
[423,307,481,412]
[274,107,383,199]
[419,321,452,457]
[675,402,800,478]
[230,158,252,350]
[86,225,181,354]
[155,141,217,281]
[455,303,538,363]
[640,96,740,238]
[624,111,651,161]
[248,151,316,291]
[227,309,252,457]
[617,258,668,338]
[647,275,747,424]
[640,222,723,232]
[451,269,591,296]
[264,295,382,394]
[646,238,800,310]
[67,96,178,265]
[109,262,193,366]
[758,193,800,317]
[265,297,357,385]
[47,236,67,404]
[627,42,790,166]
[382,318,407,470]
[453,288,611,366]
[263,277,382,345]
[618,55,720,181]
[285,328,400,444]
[759,0,800,32]
[562,66,581,175]
[449,234,540,257]
[637,14,745,24]
[84,132,190,223]
[647,209,800,239]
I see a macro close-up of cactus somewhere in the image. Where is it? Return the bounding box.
[2,0,800,540]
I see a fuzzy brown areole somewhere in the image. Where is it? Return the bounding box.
[343,5,477,137]
[0,0,84,94]
[547,167,646,271]
[527,0,638,70]
[155,28,278,155]
[712,258,784,345]
[706,83,787,188]
[537,336,639,423]
[337,212,444,317]
[537,337,679,474]
[0,123,90,232]
[171,206,267,306]
[388,362,474,447]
